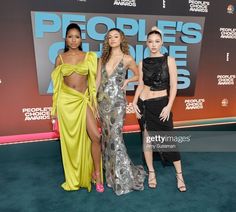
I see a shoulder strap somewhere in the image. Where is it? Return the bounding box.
[59,54,64,64]
[120,54,125,64]
[122,54,125,61]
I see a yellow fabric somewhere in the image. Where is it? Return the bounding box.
[51,51,98,191]
[51,51,97,116]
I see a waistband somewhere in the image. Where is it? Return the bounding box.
[138,95,168,102]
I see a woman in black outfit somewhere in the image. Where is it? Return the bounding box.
[132,27,186,192]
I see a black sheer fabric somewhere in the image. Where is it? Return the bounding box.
[142,54,170,91]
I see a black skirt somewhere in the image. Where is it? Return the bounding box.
[137,96,180,162]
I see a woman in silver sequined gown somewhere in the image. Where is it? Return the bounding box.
[97,28,146,195]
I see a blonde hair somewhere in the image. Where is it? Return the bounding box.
[147,26,163,39]
[101,28,130,65]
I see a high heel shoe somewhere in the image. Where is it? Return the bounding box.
[148,170,157,189]
[176,172,187,192]
[92,172,104,193]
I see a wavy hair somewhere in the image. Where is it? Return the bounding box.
[64,23,82,52]
[101,28,130,65]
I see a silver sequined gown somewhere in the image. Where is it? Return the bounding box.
[97,58,146,196]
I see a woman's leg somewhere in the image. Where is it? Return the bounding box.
[138,99,157,188]
[86,106,102,184]
[173,160,187,192]
[144,150,154,172]
[143,129,157,188]
[144,150,157,188]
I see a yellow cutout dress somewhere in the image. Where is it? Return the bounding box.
[51,52,97,191]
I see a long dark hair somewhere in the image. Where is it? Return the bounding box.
[64,23,82,52]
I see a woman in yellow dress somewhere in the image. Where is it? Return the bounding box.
[51,23,104,192]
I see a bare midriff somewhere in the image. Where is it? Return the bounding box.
[139,85,167,100]
[64,72,88,93]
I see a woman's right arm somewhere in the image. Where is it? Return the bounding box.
[132,61,144,119]
[51,55,62,119]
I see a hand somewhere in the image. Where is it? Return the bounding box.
[94,107,100,120]
[51,116,59,133]
[132,102,142,119]
[51,115,57,124]
[91,99,100,120]
[121,79,129,90]
[159,105,171,122]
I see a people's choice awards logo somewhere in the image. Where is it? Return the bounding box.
[126,103,135,114]
[113,0,136,7]
[22,107,51,121]
[185,99,205,110]
[217,75,235,86]
[220,28,236,39]
[31,12,204,96]
[189,0,210,13]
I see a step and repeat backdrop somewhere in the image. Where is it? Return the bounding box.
[0,0,235,141]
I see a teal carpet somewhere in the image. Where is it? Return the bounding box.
[0,131,236,212]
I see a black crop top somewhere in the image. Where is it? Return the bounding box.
[142,54,170,91]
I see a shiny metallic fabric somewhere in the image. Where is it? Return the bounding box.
[97,59,146,196]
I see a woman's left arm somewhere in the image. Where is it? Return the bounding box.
[121,55,139,89]
[159,56,177,122]
[167,56,177,109]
